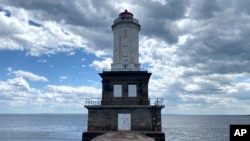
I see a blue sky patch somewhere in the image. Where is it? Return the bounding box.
[0,7,11,17]
[28,19,43,27]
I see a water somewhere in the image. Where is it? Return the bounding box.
[0,114,86,141]
[0,114,249,141]
[163,115,249,141]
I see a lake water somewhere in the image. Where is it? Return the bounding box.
[0,114,249,141]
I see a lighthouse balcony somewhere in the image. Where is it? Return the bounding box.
[113,17,139,24]
[85,98,164,106]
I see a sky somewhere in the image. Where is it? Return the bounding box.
[0,0,250,115]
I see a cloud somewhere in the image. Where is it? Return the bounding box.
[0,76,101,113]
[59,76,68,82]
[140,31,250,114]
[0,77,40,112]
[37,59,48,63]
[8,69,48,82]
[0,7,11,17]
[0,5,89,56]
[0,0,113,57]
[90,57,112,71]
[45,85,101,96]
[0,77,30,92]
[189,0,222,19]
[1,0,250,114]
[175,0,250,75]
[8,77,30,90]
[1,0,114,27]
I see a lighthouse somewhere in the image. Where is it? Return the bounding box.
[111,10,141,71]
[82,10,165,141]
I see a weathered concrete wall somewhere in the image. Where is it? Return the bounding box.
[86,106,163,132]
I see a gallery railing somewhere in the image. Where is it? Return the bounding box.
[85,98,164,106]
[114,17,139,24]
[153,98,164,105]
[85,98,102,106]
[102,69,149,72]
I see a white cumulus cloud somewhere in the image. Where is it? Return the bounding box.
[8,69,48,82]
[90,57,112,71]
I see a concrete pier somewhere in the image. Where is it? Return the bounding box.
[82,131,165,141]
[91,132,155,141]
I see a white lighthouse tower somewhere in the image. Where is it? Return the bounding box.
[111,10,141,71]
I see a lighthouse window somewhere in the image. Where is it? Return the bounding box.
[128,84,137,97]
[114,84,122,97]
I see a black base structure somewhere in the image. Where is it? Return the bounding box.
[82,71,165,141]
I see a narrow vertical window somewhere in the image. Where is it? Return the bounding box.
[128,84,137,97]
[114,84,122,97]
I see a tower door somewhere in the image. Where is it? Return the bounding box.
[118,114,131,130]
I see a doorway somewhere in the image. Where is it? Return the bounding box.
[118,113,131,130]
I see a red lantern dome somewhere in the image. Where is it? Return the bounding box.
[119,10,133,17]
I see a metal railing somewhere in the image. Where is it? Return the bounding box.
[102,69,148,72]
[85,98,102,106]
[114,17,139,24]
[154,98,164,105]
[85,98,164,106]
